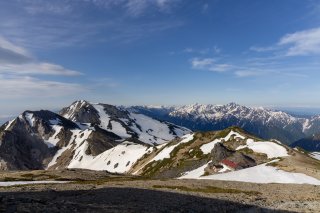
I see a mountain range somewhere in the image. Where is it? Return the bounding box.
[0,100,190,170]
[0,100,319,178]
[128,103,320,148]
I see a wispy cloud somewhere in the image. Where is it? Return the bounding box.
[249,46,278,53]
[278,27,320,56]
[234,67,310,78]
[183,46,220,55]
[0,36,32,64]
[0,35,84,99]
[235,70,261,77]
[0,75,84,98]
[0,1,183,49]
[191,58,232,72]
[0,36,82,76]
[251,27,320,56]
[84,0,180,16]
[0,63,82,76]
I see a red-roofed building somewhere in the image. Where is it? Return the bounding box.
[221,159,238,170]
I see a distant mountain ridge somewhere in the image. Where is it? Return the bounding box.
[291,134,320,152]
[128,103,320,145]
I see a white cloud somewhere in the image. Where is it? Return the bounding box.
[0,36,30,57]
[235,70,261,77]
[0,75,84,98]
[191,58,232,72]
[125,0,148,16]
[0,63,82,76]
[0,1,183,49]
[183,46,220,55]
[191,58,215,68]
[23,0,179,16]
[250,27,320,56]
[210,64,233,72]
[0,35,84,99]
[0,36,33,64]
[250,46,278,52]
[278,27,320,56]
[0,35,82,76]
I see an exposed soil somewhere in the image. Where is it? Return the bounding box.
[0,170,319,212]
[275,149,320,179]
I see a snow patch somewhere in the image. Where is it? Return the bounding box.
[93,104,111,130]
[68,141,153,173]
[44,125,63,148]
[130,113,180,145]
[24,113,35,127]
[4,119,15,131]
[199,161,320,185]
[109,120,130,138]
[310,152,320,160]
[0,181,68,187]
[179,161,210,179]
[236,139,289,158]
[200,130,245,155]
[149,133,194,162]
[47,129,92,168]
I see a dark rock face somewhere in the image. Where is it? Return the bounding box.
[85,127,122,156]
[210,143,235,164]
[0,110,79,170]
[60,100,100,124]
[209,143,256,171]
[0,120,53,170]
[291,134,320,151]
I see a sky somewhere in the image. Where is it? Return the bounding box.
[1,0,320,121]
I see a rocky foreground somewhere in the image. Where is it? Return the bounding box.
[0,170,319,212]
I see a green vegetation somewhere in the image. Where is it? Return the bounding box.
[1,173,61,182]
[20,173,60,180]
[141,158,173,177]
[74,176,147,185]
[152,185,261,195]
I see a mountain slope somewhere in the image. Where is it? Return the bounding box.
[0,100,190,171]
[291,134,320,152]
[60,100,191,145]
[129,127,320,184]
[129,103,320,145]
[0,110,79,170]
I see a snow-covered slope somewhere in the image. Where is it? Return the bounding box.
[60,100,191,145]
[129,103,320,146]
[133,127,320,184]
[0,110,80,170]
[236,139,288,159]
[310,152,320,160]
[0,100,190,172]
[68,141,154,173]
[198,161,320,185]
[148,133,194,162]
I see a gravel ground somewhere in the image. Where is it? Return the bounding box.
[0,177,319,213]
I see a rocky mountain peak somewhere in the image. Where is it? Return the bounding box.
[59,100,100,124]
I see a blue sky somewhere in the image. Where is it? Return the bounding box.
[0,0,320,119]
